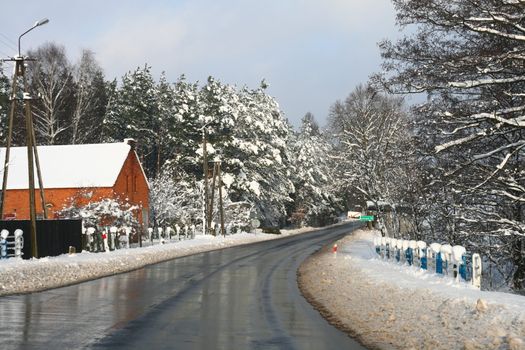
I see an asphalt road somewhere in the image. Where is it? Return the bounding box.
[0,221,365,349]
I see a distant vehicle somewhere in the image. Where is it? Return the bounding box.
[347,211,361,219]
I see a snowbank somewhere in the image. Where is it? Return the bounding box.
[0,227,313,296]
[298,229,525,350]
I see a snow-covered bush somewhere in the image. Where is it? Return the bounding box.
[59,197,138,229]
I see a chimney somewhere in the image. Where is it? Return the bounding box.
[124,138,137,150]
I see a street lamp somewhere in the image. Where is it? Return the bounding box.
[18,18,49,57]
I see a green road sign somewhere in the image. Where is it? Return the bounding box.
[359,215,374,221]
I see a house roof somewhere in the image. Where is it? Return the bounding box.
[0,141,146,190]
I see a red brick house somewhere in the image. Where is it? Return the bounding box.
[0,139,149,227]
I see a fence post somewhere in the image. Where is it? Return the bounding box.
[14,229,23,258]
[472,253,482,289]
[110,227,118,250]
[158,227,165,244]
[147,227,153,243]
[440,244,453,275]
[452,245,466,282]
[125,227,131,249]
[0,230,9,259]
[417,241,427,269]
[102,228,109,252]
[86,227,96,251]
[175,224,180,240]
[430,243,442,273]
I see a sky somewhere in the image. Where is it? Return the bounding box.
[0,0,401,127]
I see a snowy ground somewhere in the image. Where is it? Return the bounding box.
[0,227,316,296]
[298,229,525,350]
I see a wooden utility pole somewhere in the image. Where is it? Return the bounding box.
[202,128,210,235]
[207,162,217,236]
[217,161,225,237]
[0,55,48,258]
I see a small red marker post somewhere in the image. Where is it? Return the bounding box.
[332,243,338,253]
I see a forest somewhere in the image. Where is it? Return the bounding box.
[0,0,523,292]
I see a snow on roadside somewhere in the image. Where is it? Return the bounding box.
[0,228,310,297]
[298,229,525,350]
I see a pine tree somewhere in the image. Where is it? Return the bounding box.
[103,65,160,177]
[289,113,340,227]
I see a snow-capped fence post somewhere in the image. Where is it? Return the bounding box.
[157,227,162,244]
[147,228,153,243]
[166,227,172,240]
[440,244,452,276]
[407,240,417,266]
[191,224,196,239]
[13,229,23,258]
[0,229,9,259]
[429,243,442,274]
[110,227,118,250]
[175,224,180,240]
[452,245,466,282]
[402,240,410,264]
[472,253,482,289]
[124,227,131,249]
[86,227,96,252]
[158,227,165,244]
[102,229,109,252]
[417,241,427,270]
[395,239,402,263]
[387,238,394,260]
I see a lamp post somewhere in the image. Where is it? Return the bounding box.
[0,18,49,258]
[18,18,49,57]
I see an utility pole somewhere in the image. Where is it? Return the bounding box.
[207,162,217,236]
[0,19,50,258]
[202,127,210,235]
[217,161,225,237]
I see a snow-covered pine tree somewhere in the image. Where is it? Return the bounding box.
[289,113,340,227]
[224,82,294,227]
[377,0,525,290]
[102,65,160,177]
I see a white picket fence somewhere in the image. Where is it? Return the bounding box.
[373,237,482,289]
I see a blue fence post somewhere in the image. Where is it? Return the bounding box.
[406,248,413,265]
[459,255,467,280]
[436,252,443,274]
[421,247,427,270]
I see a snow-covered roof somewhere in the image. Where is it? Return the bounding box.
[0,141,138,190]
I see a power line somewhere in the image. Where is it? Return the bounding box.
[0,32,16,48]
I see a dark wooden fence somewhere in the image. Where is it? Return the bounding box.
[0,219,82,259]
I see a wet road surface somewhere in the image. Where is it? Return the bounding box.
[0,222,365,349]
